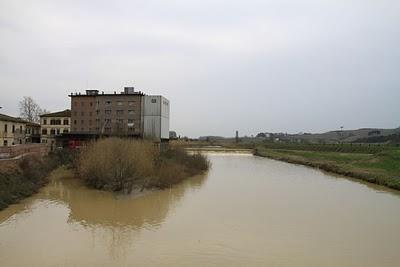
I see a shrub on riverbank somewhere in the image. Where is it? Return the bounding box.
[0,156,49,210]
[76,138,210,192]
[0,150,76,210]
[151,147,210,189]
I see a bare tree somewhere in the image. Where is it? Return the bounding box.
[19,96,46,123]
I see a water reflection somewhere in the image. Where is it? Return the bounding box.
[43,172,207,229]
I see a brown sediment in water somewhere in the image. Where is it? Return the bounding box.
[1,153,400,267]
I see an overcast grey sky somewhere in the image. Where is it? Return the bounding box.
[1,0,399,137]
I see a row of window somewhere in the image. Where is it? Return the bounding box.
[42,119,69,125]
[3,124,23,133]
[74,100,137,107]
[41,129,69,135]
[73,109,135,116]
[3,139,23,146]
[72,127,136,132]
[73,119,135,125]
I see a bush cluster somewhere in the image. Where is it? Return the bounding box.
[0,156,50,210]
[76,138,210,192]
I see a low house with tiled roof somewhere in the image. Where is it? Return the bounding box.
[0,113,27,146]
[40,109,71,146]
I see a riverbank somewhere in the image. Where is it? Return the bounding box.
[255,147,400,190]
[0,150,75,211]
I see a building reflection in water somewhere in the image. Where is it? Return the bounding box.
[38,171,208,260]
[0,169,208,263]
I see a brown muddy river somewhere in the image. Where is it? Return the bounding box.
[1,152,400,267]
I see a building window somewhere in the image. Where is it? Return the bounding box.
[116,110,124,116]
[117,101,123,106]
[50,119,61,125]
[43,119,47,125]
[95,119,100,123]
[20,126,22,132]
[3,140,8,146]
[63,129,69,133]
[63,119,69,125]
[42,129,47,135]
[128,101,134,106]
[151,99,157,103]
[90,102,93,106]
[50,129,56,135]
[128,119,134,124]
[4,124,7,133]
[74,120,77,125]
[12,125,15,133]
[105,109,112,115]
[104,119,111,124]
[105,100,112,106]
[104,127,111,132]
[128,110,134,115]
[96,110,100,115]
[56,129,60,135]
[116,119,124,124]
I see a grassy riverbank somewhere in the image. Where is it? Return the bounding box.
[0,151,72,210]
[255,147,400,190]
[77,138,210,192]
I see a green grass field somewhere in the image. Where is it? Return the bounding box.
[255,147,400,190]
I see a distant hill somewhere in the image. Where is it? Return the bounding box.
[289,128,400,144]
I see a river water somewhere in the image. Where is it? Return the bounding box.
[1,152,400,267]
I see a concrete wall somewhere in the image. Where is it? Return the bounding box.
[142,96,170,140]
[0,143,49,159]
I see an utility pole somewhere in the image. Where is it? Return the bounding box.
[235,130,239,143]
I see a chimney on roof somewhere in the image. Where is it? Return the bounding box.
[124,87,135,94]
[86,89,99,95]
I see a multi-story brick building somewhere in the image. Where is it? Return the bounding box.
[69,87,169,140]
[40,110,71,146]
[69,88,143,136]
